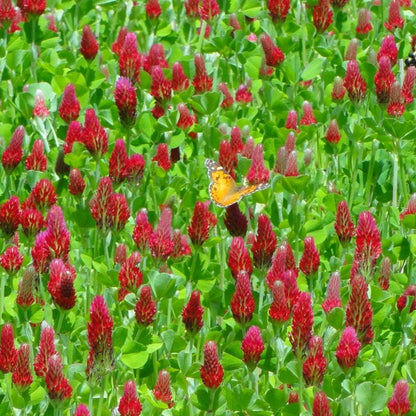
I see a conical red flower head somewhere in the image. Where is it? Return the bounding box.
[142,43,169,73]
[312,391,332,416]
[126,154,145,184]
[336,326,361,369]
[182,290,204,333]
[30,179,57,211]
[313,0,333,32]
[242,326,264,370]
[34,324,57,378]
[325,119,341,144]
[268,0,290,21]
[299,236,320,276]
[400,193,416,219]
[242,136,254,158]
[343,60,367,102]
[331,76,346,100]
[0,195,20,236]
[0,323,18,373]
[384,0,404,31]
[172,62,190,91]
[260,33,285,67]
[228,237,253,279]
[356,9,372,34]
[235,84,253,104]
[23,0,46,16]
[378,257,390,290]
[199,0,220,21]
[266,245,288,289]
[387,81,405,117]
[171,229,191,258]
[63,120,82,154]
[219,140,237,177]
[289,292,314,356]
[2,125,24,173]
[397,285,416,312]
[112,26,128,56]
[300,101,316,125]
[188,201,216,246]
[285,110,298,130]
[12,343,33,389]
[150,65,172,101]
[109,139,128,183]
[269,280,290,323]
[218,82,234,108]
[402,66,415,104]
[185,0,199,17]
[105,193,130,232]
[114,77,137,128]
[135,285,157,326]
[322,271,342,313]
[119,32,142,83]
[47,259,76,310]
[118,252,143,301]
[16,265,36,308]
[377,35,399,65]
[82,108,108,158]
[132,209,153,251]
[74,404,90,416]
[26,139,47,171]
[33,89,49,118]
[45,354,72,401]
[334,201,354,242]
[231,271,255,324]
[153,370,174,408]
[302,335,327,386]
[68,168,86,196]
[20,207,44,237]
[59,84,80,123]
[80,25,99,60]
[224,204,248,237]
[177,103,196,130]
[192,53,213,93]
[119,380,142,416]
[152,143,171,171]
[148,207,174,262]
[388,380,410,415]
[145,0,161,19]
[0,246,23,274]
[200,341,223,389]
[0,0,16,27]
[285,132,296,153]
[89,176,113,230]
[251,214,277,269]
[247,144,270,185]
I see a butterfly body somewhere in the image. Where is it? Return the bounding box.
[205,159,269,207]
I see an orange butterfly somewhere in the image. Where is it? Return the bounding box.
[205,159,269,208]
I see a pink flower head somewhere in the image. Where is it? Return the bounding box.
[74,404,90,416]
[325,119,341,144]
[12,344,32,388]
[224,203,248,237]
[26,139,47,171]
[119,32,142,83]
[58,84,80,123]
[331,76,346,100]
[303,335,327,386]
[192,54,213,93]
[289,292,314,356]
[231,271,255,324]
[80,25,99,60]
[387,81,405,117]
[148,207,174,262]
[68,168,86,196]
[260,33,285,67]
[47,259,76,310]
[230,126,244,153]
[145,0,161,19]
[199,0,220,21]
[132,209,153,252]
[0,323,18,373]
[188,201,217,246]
[356,9,372,35]
[269,280,290,323]
[153,370,174,408]
[247,144,270,185]
[242,326,264,370]
[2,125,24,173]
[251,214,277,269]
[82,109,108,158]
[119,380,142,416]
[200,341,223,389]
[114,77,137,128]
[182,290,204,333]
[268,0,290,21]
[0,196,20,236]
[45,354,72,401]
[313,391,332,416]
[313,0,333,32]
[285,110,298,130]
[152,143,171,171]
[33,89,49,118]
[322,271,342,313]
[300,101,316,126]
[135,285,156,326]
[34,325,57,378]
[172,62,190,91]
[375,56,395,104]
[299,236,320,276]
[343,60,367,102]
[402,66,415,104]
[388,380,410,415]
[336,326,361,369]
[384,0,404,31]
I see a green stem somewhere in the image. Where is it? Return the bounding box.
[197,20,207,52]
[31,20,38,82]
[248,368,259,395]
[167,298,172,329]
[392,148,398,208]
[297,355,304,413]
[364,139,378,204]
[257,275,265,323]
[0,274,6,324]
[56,310,65,334]
[386,348,404,390]
[97,375,106,416]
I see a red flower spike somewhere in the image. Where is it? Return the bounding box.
[80,25,98,60]
[135,285,157,326]
[343,60,367,102]
[0,323,18,373]
[268,0,290,21]
[322,272,342,313]
[0,196,20,236]
[63,120,83,154]
[34,325,57,378]
[46,13,57,32]
[388,380,411,415]
[59,84,80,123]
[172,62,190,91]
[192,54,213,93]
[0,246,23,274]
[378,257,391,290]
[384,0,404,31]
[143,43,169,73]
[299,236,320,276]
[303,336,327,386]
[74,404,91,416]
[313,391,332,416]
[188,201,216,246]
[114,244,127,265]
[242,326,264,370]
[68,168,86,196]
[23,0,46,16]
[336,326,361,369]
[177,103,196,130]
[82,109,108,158]
[149,207,174,262]
[12,344,32,388]
[230,126,244,153]
[387,81,405,117]
[356,9,372,35]
[182,290,204,333]
[118,252,143,301]
[235,84,253,104]
[171,229,191,258]
[285,132,296,153]
[45,354,72,401]
[126,154,145,184]
[266,245,287,289]
[8,7,21,33]
[112,27,128,56]
[377,35,398,65]
[219,140,237,176]
[402,66,415,104]
[285,110,298,130]
[229,13,241,33]
[330,0,348,7]
[224,204,248,237]
[334,201,354,242]
[374,56,395,104]
[185,0,199,17]
[251,214,277,269]
[33,89,49,118]
[300,101,316,126]
[119,33,142,83]
[31,179,57,210]
[325,119,341,144]
[200,341,223,389]
[16,265,36,308]
[289,292,314,356]
[269,280,290,323]
[228,237,253,279]
[153,143,171,171]
[105,193,130,232]
[275,146,288,174]
[153,370,174,408]
[331,76,346,100]
[150,65,172,101]
[151,102,165,119]
[47,259,76,310]
[114,77,137,128]
[397,285,416,312]
[145,0,161,19]
[119,380,142,416]
[313,0,333,32]
[231,271,255,324]
[89,177,113,230]
[345,275,374,344]
[26,139,47,171]
[199,0,219,21]
[218,82,234,108]
[0,0,16,27]
[2,125,24,173]
[247,144,270,185]
[86,296,114,382]
[260,33,284,67]
[242,136,254,158]
[400,193,416,219]
[132,209,153,251]
[345,39,358,61]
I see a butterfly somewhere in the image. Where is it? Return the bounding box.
[205,159,269,208]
